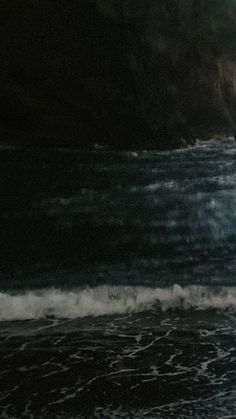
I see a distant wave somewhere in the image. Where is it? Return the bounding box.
[1,285,236,320]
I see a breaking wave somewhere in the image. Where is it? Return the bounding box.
[1,285,236,320]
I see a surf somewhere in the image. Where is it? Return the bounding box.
[1,284,236,321]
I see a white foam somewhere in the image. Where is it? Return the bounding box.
[130,180,177,193]
[1,285,236,321]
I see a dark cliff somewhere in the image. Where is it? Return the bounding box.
[1,0,236,149]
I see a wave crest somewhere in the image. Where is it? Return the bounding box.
[0,285,236,320]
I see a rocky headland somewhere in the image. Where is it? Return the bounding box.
[1,0,236,150]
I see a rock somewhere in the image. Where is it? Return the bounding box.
[0,0,235,150]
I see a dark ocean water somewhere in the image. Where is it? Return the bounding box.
[1,139,236,418]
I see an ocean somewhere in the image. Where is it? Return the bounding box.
[0,139,236,418]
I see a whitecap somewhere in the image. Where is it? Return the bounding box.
[1,284,236,320]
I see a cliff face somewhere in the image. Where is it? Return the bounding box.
[1,0,236,149]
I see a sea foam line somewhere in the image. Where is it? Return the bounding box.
[0,284,236,320]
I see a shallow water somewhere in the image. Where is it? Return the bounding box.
[0,139,236,417]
